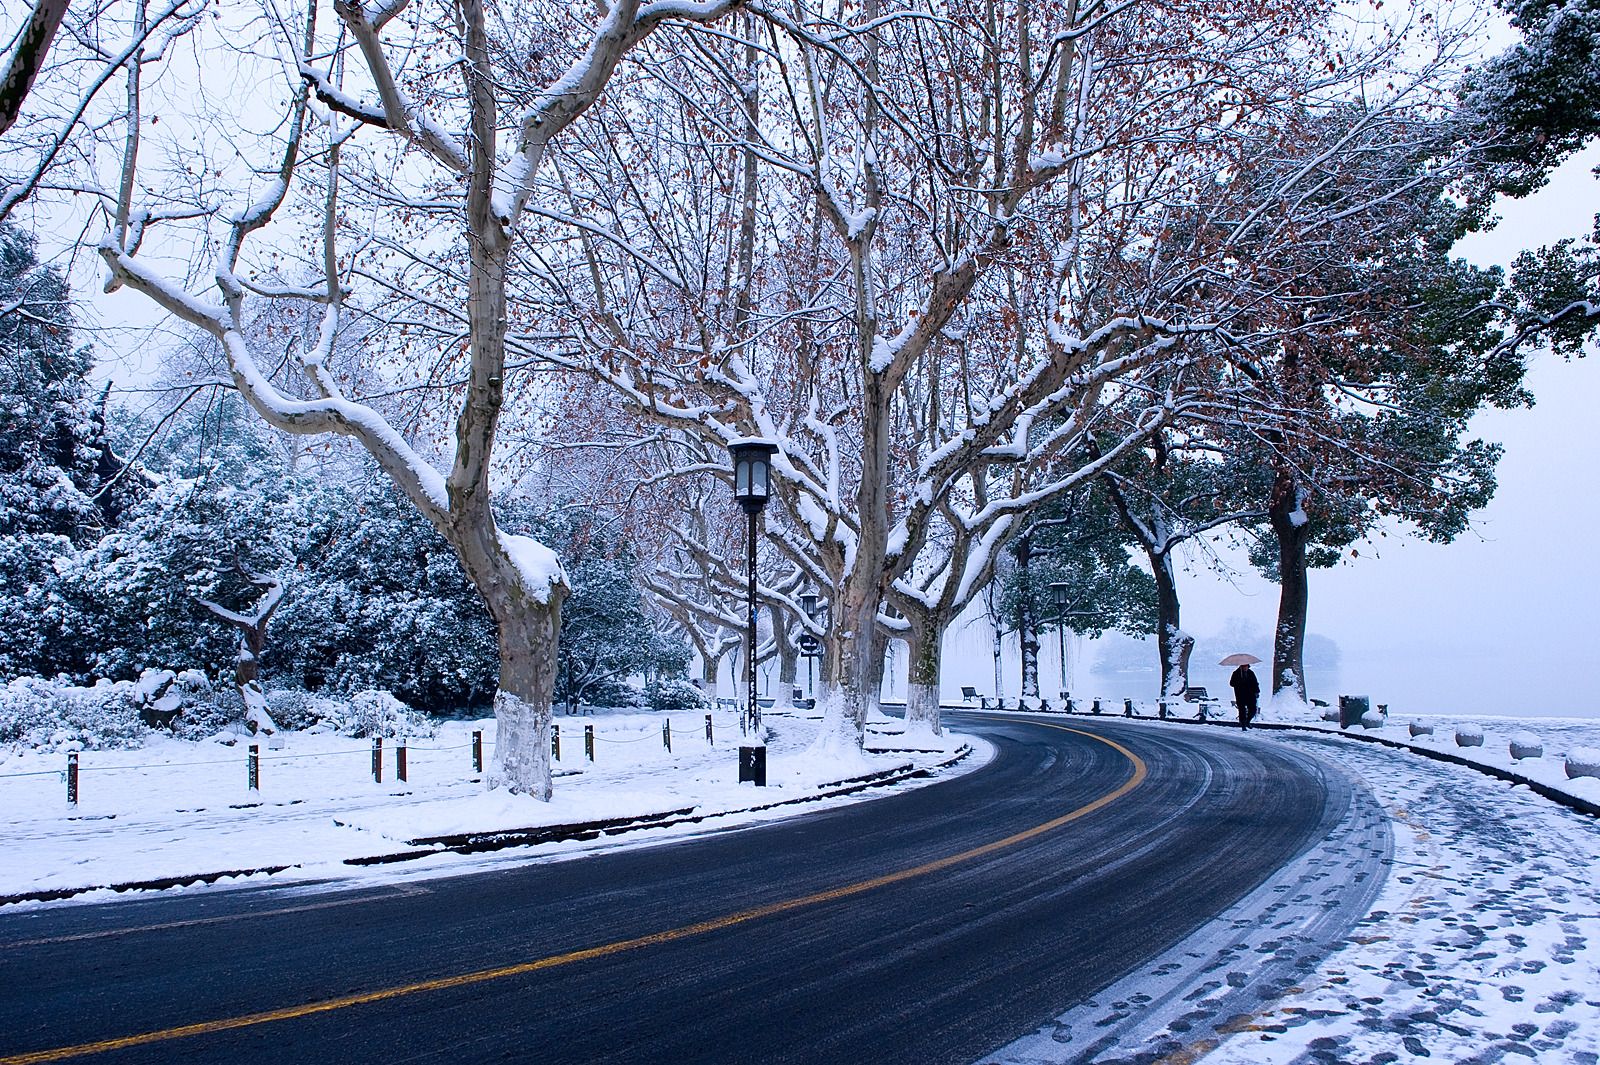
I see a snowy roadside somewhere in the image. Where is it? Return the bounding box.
[976,716,1600,1065]
[1201,728,1600,1065]
[1264,708,1600,816]
[0,706,988,906]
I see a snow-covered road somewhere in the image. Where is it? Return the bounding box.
[983,722,1600,1064]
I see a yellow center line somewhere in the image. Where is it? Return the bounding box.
[2,721,1144,1065]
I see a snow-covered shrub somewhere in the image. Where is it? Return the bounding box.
[168,687,243,741]
[1566,747,1600,780]
[265,688,346,732]
[0,676,144,751]
[1360,710,1386,729]
[1455,724,1484,747]
[320,689,437,739]
[1509,731,1544,760]
[649,677,707,711]
[124,668,248,742]
[1409,721,1434,737]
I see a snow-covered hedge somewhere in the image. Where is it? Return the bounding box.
[311,689,437,740]
[649,677,708,711]
[0,672,440,750]
[0,676,144,751]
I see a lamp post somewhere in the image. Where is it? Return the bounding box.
[730,438,778,785]
[1050,581,1070,696]
[799,593,820,701]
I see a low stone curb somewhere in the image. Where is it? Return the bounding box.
[3,745,975,904]
[0,865,297,908]
[347,744,973,865]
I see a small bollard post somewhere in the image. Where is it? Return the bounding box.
[472,730,483,773]
[1065,697,1074,714]
[372,737,383,783]
[397,743,407,783]
[585,724,594,761]
[663,719,671,752]
[705,713,713,745]
[249,744,260,791]
[1124,698,1135,717]
[1092,698,1102,714]
[66,750,78,805]
[552,724,561,762]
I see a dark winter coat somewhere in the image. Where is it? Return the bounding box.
[1229,665,1260,701]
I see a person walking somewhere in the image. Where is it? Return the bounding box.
[1230,663,1260,727]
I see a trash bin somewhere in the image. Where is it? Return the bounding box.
[1338,695,1369,730]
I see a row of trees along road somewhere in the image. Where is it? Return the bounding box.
[2,0,1596,794]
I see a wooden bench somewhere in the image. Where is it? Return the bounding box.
[961,686,980,703]
[1182,686,1210,703]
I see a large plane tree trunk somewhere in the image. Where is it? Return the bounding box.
[1152,551,1191,699]
[904,615,945,735]
[1269,470,1313,703]
[1015,532,1039,700]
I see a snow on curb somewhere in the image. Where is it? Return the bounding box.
[341,748,972,867]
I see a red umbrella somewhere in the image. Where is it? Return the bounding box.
[1219,653,1261,666]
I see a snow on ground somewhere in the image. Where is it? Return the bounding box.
[0,705,986,903]
[1198,727,1600,1065]
[1262,706,1600,812]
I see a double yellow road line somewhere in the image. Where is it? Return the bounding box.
[3,721,1145,1065]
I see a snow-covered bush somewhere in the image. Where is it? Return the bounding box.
[1409,720,1434,737]
[317,689,437,739]
[1360,710,1386,729]
[168,687,243,741]
[265,688,347,732]
[1566,747,1600,780]
[0,676,144,751]
[649,677,707,711]
[1509,731,1543,760]
[1455,723,1484,747]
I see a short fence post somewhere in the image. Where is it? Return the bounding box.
[1124,698,1135,717]
[705,713,713,745]
[472,730,483,773]
[552,724,560,762]
[66,751,78,806]
[397,743,407,783]
[585,724,594,761]
[1065,697,1074,714]
[663,719,671,752]
[249,744,260,791]
[372,737,383,784]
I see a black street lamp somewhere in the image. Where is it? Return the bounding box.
[797,593,823,700]
[729,439,778,785]
[1050,581,1070,697]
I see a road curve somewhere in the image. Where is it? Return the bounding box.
[0,715,1368,1065]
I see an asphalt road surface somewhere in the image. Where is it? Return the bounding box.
[0,714,1369,1065]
